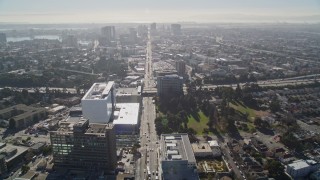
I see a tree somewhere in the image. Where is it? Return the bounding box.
[270,97,281,113]
[42,145,53,156]
[235,84,243,99]
[254,117,263,128]
[265,159,285,178]
[21,164,30,174]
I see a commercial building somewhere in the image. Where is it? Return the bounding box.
[113,103,140,147]
[192,143,213,157]
[0,143,29,171]
[176,60,186,76]
[50,118,117,172]
[81,82,116,123]
[171,24,182,36]
[157,74,183,98]
[150,23,157,35]
[286,159,320,178]
[100,26,116,45]
[0,104,47,129]
[208,140,222,157]
[160,134,199,180]
[116,87,142,103]
[62,35,78,48]
[0,33,6,43]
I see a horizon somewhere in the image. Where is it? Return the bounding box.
[0,0,320,23]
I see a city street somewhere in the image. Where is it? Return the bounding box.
[135,30,159,180]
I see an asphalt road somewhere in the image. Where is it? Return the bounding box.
[136,30,159,180]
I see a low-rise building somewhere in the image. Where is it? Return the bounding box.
[0,104,47,129]
[208,140,222,157]
[286,159,320,178]
[192,143,212,157]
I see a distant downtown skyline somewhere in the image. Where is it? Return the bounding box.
[0,0,319,23]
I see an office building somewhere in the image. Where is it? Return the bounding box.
[176,60,186,76]
[0,33,6,43]
[160,134,199,180]
[129,28,137,43]
[113,103,140,147]
[101,26,116,42]
[171,24,181,36]
[157,74,183,98]
[81,82,116,123]
[50,118,117,172]
[150,23,157,35]
[62,35,78,48]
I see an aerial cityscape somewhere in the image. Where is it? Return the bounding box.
[0,0,320,180]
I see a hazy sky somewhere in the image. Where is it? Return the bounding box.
[0,0,320,23]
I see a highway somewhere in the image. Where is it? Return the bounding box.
[136,30,159,180]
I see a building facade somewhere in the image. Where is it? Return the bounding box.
[160,134,199,180]
[286,159,320,178]
[0,33,6,43]
[50,118,117,172]
[171,24,181,36]
[81,82,116,123]
[0,104,47,129]
[100,26,116,45]
[157,75,183,98]
[176,60,186,76]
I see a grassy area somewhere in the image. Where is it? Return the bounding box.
[230,102,256,121]
[187,111,210,135]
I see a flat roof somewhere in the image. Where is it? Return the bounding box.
[116,87,140,96]
[86,123,114,134]
[0,144,29,163]
[288,160,310,170]
[192,143,212,153]
[208,140,219,147]
[160,133,196,163]
[82,82,114,100]
[113,103,139,125]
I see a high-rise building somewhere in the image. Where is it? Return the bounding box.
[171,24,181,36]
[50,118,117,172]
[62,35,78,48]
[0,33,7,43]
[137,25,148,37]
[157,74,183,98]
[129,28,138,43]
[176,60,186,76]
[81,82,116,123]
[150,23,157,35]
[101,26,116,41]
[160,134,199,180]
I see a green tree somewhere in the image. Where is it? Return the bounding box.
[21,164,30,174]
[265,159,285,178]
[235,84,243,99]
[270,97,281,113]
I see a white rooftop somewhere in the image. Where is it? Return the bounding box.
[208,140,219,147]
[82,82,114,100]
[113,103,139,125]
[288,160,310,170]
